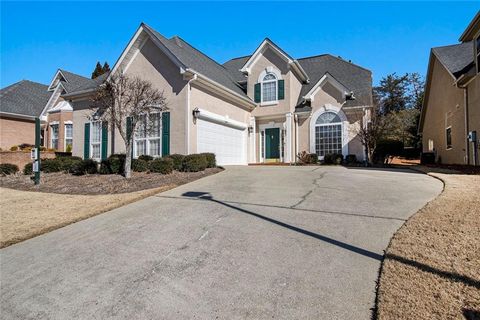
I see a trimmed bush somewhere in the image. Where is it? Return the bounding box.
[106,154,126,175]
[69,159,98,176]
[200,153,216,168]
[41,158,62,173]
[23,163,33,175]
[308,153,318,164]
[345,154,357,164]
[99,160,111,175]
[132,159,148,172]
[10,145,18,151]
[138,155,154,162]
[57,156,82,172]
[324,153,343,165]
[182,154,207,172]
[167,154,185,171]
[149,158,174,174]
[0,163,19,175]
[18,143,34,150]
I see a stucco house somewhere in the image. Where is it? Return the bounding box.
[66,23,372,165]
[0,69,108,152]
[419,11,480,165]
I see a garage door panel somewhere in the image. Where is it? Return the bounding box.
[197,119,246,165]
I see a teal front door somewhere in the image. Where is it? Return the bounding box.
[265,128,280,159]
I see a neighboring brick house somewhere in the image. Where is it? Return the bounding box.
[0,69,107,152]
[68,23,372,165]
[420,11,480,165]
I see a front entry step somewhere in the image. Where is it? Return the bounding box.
[265,158,280,163]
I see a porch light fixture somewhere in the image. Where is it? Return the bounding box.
[248,125,253,134]
[345,91,356,101]
[192,108,200,119]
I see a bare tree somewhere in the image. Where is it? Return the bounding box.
[93,73,167,178]
[351,106,389,165]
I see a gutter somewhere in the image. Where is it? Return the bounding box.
[0,111,44,122]
[62,88,97,99]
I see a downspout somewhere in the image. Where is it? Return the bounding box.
[294,114,299,162]
[463,86,470,165]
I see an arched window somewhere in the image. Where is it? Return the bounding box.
[262,73,277,102]
[314,111,343,157]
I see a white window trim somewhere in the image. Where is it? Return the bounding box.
[64,123,73,151]
[259,122,285,162]
[90,121,102,161]
[258,68,282,106]
[50,123,59,150]
[133,112,162,158]
[445,126,452,150]
[309,105,348,159]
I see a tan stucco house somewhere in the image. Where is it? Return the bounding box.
[65,23,372,165]
[420,11,480,165]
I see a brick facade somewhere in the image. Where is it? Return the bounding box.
[0,116,36,150]
[0,151,56,169]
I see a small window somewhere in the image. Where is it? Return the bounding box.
[446,127,452,150]
[134,113,162,158]
[91,121,102,160]
[65,124,73,150]
[50,124,59,150]
[428,139,434,151]
[262,73,277,102]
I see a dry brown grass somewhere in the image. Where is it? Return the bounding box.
[377,169,480,320]
[0,168,223,248]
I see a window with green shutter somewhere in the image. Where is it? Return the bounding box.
[278,79,285,100]
[83,123,90,159]
[162,112,170,156]
[254,83,261,103]
[101,122,108,160]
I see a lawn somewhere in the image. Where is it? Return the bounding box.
[0,168,222,248]
[376,167,480,319]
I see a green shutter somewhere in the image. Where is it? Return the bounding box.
[254,83,261,103]
[162,112,170,156]
[278,80,285,100]
[84,123,90,159]
[126,116,133,158]
[101,122,108,160]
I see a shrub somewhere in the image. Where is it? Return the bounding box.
[23,163,33,175]
[18,143,34,150]
[98,160,111,174]
[107,154,126,175]
[138,155,154,162]
[10,145,18,151]
[167,154,185,171]
[69,159,98,176]
[297,151,318,164]
[345,154,357,164]
[182,154,207,172]
[200,153,216,168]
[324,153,343,165]
[308,153,318,164]
[149,158,173,174]
[57,156,82,172]
[66,144,73,153]
[39,146,47,151]
[41,158,62,173]
[132,159,148,172]
[0,163,19,175]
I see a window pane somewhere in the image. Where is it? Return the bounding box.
[91,122,102,143]
[149,139,161,156]
[92,144,101,159]
[263,73,276,81]
[65,124,73,138]
[262,81,276,102]
[315,124,342,156]
[136,140,146,156]
[316,112,341,125]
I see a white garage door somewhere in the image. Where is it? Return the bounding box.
[197,118,247,165]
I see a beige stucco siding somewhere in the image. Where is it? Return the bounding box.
[0,117,35,150]
[189,84,251,155]
[124,38,189,155]
[422,57,466,164]
[467,76,479,164]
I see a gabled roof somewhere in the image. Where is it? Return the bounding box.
[0,80,53,118]
[142,24,248,98]
[459,11,480,42]
[298,55,372,107]
[48,68,108,98]
[432,42,474,79]
[222,56,249,83]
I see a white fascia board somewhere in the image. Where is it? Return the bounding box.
[195,108,248,130]
[0,111,37,121]
[109,25,145,78]
[290,60,310,83]
[40,83,65,118]
[240,39,293,74]
[187,68,256,109]
[303,73,350,102]
[47,69,68,91]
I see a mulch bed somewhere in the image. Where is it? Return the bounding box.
[0,168,223,195]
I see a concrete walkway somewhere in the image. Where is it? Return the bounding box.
[0,166,442,319]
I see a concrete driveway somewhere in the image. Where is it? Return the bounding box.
[1,166,442,319]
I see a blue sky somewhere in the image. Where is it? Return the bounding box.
[1,2,478,87]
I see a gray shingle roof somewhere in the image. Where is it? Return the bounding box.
[59,69,102,93]
[432,41,474,78]
[143,24,247,98]
[298,55,372,107]
[223,54,372,107]
[0,80,52,117]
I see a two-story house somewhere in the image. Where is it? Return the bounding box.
[66,23,372,165]
[420,11,480,166]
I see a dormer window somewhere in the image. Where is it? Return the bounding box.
[262,73,277,102]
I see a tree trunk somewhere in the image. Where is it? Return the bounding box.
[125,143,132,179]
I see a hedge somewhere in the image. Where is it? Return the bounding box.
[200,153,216,168]
[132,159,148,172]
[166,154,185,171]
[69,159,98,176]
[324,153,343,165]
[0,163,19,175]
[182,154,207,172]
[138,155,154,162]
[149,158,174,174]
